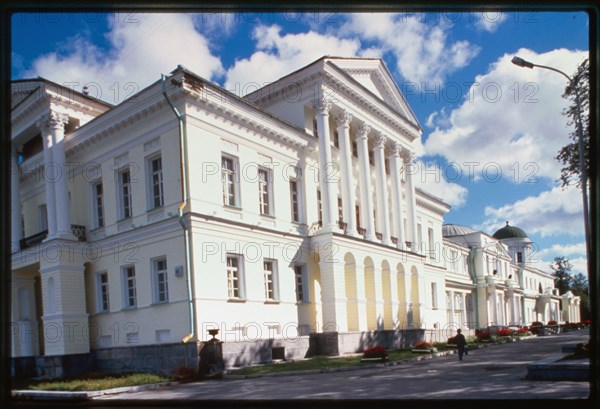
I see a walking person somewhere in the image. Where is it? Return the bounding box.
[455,328,467,361]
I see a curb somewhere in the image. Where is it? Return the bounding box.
[12,380,182,401]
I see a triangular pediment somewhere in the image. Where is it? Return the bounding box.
[326,58,419,127]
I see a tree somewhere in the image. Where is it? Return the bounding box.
[571,272,591,321]
[549,256,573,295]
[556,58,589,188]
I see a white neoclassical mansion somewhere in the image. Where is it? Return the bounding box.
[9,57,581,375]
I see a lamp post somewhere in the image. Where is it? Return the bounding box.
[511,56,590,270]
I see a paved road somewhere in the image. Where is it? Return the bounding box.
[98,329,591,401]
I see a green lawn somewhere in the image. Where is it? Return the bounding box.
[27,373,170,391]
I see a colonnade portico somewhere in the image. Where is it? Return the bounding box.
[312,96,418,249]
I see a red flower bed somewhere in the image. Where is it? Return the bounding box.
[475,329,491,340]
[497,328,513,337]
[547,320,558,326]
[413,341,433,350]
[363,345,387,359]
[517,327,529,333]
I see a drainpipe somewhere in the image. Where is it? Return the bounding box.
[162,74,196,343]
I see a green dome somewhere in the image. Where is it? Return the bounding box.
[492,222,528,239]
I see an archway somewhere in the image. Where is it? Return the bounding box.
[364,257,376,330]
[344,252,359,331]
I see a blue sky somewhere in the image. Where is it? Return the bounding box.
[11,10,589,275]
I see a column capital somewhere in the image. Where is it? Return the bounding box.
[36,111,69,132]
[374,132,387,148]
[390,142,401,157]
[313,97,331,115]
[400,149,414,164]
[335,110,352,127]
[356,122,371,140]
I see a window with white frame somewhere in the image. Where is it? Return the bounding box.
[290,179,301,223]
[96,272,109,312]
[294,265,308,302]
[263,259,279,300]
[153,258,169,303]
[317,189,322,223]
[38,204,48,231]
[118,168,132,219]
[427,227,435,260]
[222,155,239,207]
[122,266,136,308]
[93,181,104,228]
[258,167,273,215]
[226,254,245,299]
[148,155,164,209]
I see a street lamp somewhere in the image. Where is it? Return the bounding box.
[511,55,590,271]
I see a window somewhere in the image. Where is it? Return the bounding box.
[312,117,318,137]
[290,179,301,222]
[431,282,438,309]
[258,167,273,215]
[317,189,322,223]
[337,197,343,224]
[97,272,109,312]
[333,130,339,148]
[355,205,361,230]
[263,259,279,300]
[427,228,435,260]
[153,258,169,303]
[93,181,104,228]
[294,265,308,302]
[122,266,137,308]
[118,169,132,219]
[38,204,48,231]
[352,140,358,158]
[148,156,164,209]
[517,251,523,263]
[226,254,245,299]
[369,149,374,166]
[222,156,239,207]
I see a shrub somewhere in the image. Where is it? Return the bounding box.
[547,320,558,326]
[363,345,387,359]
[447,336,456,344]
[530,321,543,327]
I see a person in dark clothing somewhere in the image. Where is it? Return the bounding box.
[455,328,467,360]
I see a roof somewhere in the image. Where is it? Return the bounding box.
[492,222,529,239]
[442,224,477,237]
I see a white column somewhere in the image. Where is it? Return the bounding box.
[335,111,357,236]
[314,98,339,233]
[373,265,385,329]
[37,115,57,239]
[11,145,22,249]
[373,132,391,246]
[450,290,456,325]
[389,143,405,250]
[402,149,418,248]
[461,292,467,327]
[356,123,375,241]
[50,112,76,240]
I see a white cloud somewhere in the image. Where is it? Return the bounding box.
[224,24,362,94]
[23,13,224,104]
[412,160,469,208]
[424,48,588,183]
[340,13,480,84]
[472,12,507,32]
[476,185,584,237]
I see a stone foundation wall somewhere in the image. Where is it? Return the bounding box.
[93,342,201,376]
[222,336,311,368]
